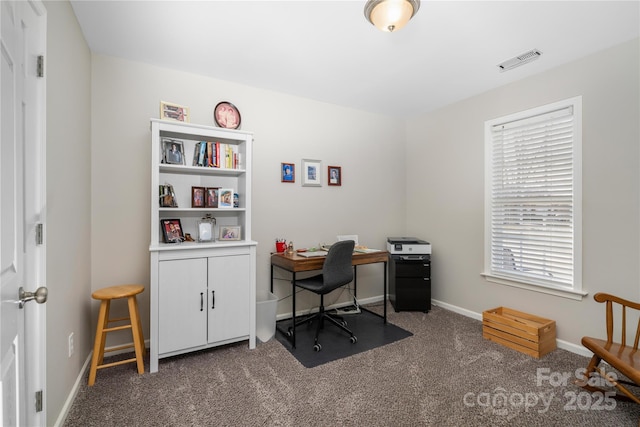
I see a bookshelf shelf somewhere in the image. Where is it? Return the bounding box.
[149,119,256,373]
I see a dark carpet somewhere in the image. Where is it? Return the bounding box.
[275,308,413,368]
[63,303,640,426]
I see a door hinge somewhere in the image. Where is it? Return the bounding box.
[35,390,43,412]
[37,55,44,78]
[35,223,43,245]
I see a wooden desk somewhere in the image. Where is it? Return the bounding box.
[270,250,389,348]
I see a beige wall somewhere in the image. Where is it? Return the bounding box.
[45,1,92,425]
[44,0,640,423]
[405,38,640,348]
[89,54,407,343]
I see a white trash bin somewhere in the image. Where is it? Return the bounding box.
[256,290,277,343]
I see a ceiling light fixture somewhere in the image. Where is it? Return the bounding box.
[364,0,420,33]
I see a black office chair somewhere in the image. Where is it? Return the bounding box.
[289,239,357,352]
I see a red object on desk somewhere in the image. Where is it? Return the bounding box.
[275,242,287,253]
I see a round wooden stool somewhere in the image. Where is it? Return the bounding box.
[88,284,146,386]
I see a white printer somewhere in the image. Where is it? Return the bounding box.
[386,237,431,255]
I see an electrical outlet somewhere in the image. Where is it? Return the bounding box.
[68,332,74,358]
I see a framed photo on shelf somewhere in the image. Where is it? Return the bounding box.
[191,186,205,208]
[163,138,185,165]
[281,162,295,183]
[159,184,177,207]
[302,159,321,187]
[161,219,184,243]
[218,188,234,208]
[205,187,219,208]
[160,101,190,123]
[213,101,241,129]
[328,166,342,186]
[219,225,241,241]
[198,216,216,242]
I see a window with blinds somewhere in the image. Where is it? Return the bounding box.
[484,97,582,294]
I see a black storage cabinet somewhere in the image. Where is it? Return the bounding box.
[389,254,431,312]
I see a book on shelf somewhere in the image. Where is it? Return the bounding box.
[191,141,241,169]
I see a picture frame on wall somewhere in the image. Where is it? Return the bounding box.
[302,159,321,187]
[161,218,184,243]
[191,186,205,208]
[163,138,185,165]
[160,101,190,123]
[328,166,341,186]
[219,225,241,241]
[281,162,295,183]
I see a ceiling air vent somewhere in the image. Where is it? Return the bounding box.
[497,49,542,72]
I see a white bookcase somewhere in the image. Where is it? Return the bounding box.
[149,119,256,373]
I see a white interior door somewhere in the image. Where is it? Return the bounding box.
[0,1,47,426]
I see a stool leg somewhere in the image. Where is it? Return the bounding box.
[128,296,145,374]
[132,295,146,357]
[88,300,110,386]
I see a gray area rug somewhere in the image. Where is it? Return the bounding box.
[275,309,413,368]
[64,303,640,426]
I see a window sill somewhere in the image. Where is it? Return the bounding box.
[481,273,588,301]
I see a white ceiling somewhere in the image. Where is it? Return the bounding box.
[69,0,640,118]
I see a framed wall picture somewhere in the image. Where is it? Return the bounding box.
[328,166,342,186]
[218,188,234,208]
[281,162,295,183]
[163,138,185,165]
[205,187,219,208]
[160,101,190,123]
[302,159,321,187]
[213,101,241,129]
[161,219,184,243]
[191,186,205,208]
[219,225,241,241]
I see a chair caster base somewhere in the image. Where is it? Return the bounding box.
[313,343,322,352]
[350,336,357,344]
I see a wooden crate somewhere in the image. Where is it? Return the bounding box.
[482,307,556,359]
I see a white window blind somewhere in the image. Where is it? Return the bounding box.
[486,99,581,292]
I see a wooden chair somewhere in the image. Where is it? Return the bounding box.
[88,284,146,386]
[578,292,640,403]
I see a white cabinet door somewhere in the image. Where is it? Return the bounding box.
[158,258,208,354]
[208,254,251,344]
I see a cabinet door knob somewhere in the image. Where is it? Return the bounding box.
[211,290,215,309]
[200,292,204,311]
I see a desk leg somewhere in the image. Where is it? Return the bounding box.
[270,264,274,293]
[291,272,296,348]
[273,266,296,348]
[383,261,387,324]
[356,262,388,323]
[353,266,358,306]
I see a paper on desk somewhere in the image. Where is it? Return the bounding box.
[297,251,328,257]
[354,248,382,253]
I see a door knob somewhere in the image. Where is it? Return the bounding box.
[18,286,48,308]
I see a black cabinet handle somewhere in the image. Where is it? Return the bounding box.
[212,290,215,309]
[200,292,204,311]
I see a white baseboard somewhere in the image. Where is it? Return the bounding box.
[53,353,91,427]
[53,339,150,427]
[431,299,592,358]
